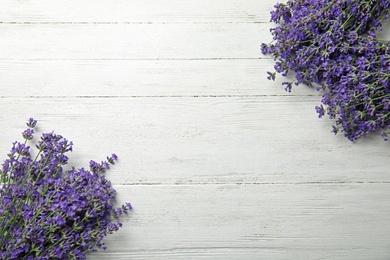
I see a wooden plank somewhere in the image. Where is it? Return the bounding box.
[0,97,387,186]
[0,59,320,97]
[90,184,390,259]
[0,23,269,60]
[0,0,273,23]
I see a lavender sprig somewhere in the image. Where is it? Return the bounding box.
[262,0,390,141]
[0,118,131,259]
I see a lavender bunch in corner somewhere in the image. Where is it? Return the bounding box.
[262,0,390,141]
[0,118,131,259]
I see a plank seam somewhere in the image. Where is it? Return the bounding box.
[112,181,390,186]
[0,95,320,98]
[0,21,267,25]
[0,58,263,61]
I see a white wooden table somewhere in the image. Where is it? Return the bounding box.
[1,1,389,259]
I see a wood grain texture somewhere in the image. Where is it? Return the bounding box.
[1,0,390,259]
[0,23,267,60]
[88,184,390,260]
[0,0,270,23]
[0,97,387,186]
[0,59,320,97]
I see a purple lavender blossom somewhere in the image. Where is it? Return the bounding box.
[0,118,131,259]
[26,118,37,128]
[263,0,390,141]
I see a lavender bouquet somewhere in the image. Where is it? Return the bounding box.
[262,0,390,141]
[0,118,131,259]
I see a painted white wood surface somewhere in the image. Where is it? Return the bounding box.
[0,0,269,23]
[0,0,389,259]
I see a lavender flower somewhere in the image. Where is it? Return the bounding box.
[0,118,131,259]
[263,0,390,141]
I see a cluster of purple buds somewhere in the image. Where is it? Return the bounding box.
[262,0,390,141]
[0,118,131,259]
